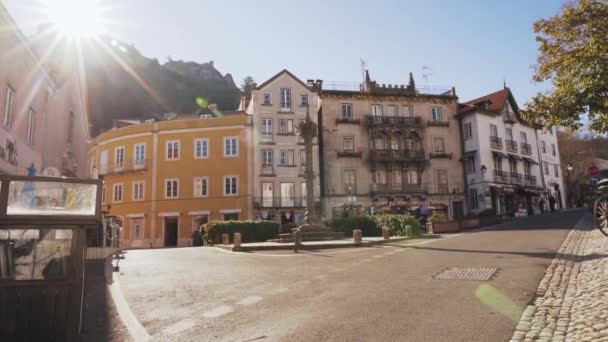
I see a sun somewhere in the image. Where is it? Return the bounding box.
[44,0,107,39]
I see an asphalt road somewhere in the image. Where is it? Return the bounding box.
[117,209,586,342]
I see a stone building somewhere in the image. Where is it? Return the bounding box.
[316,70,465,219]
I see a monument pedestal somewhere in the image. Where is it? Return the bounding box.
[277,223,344,243]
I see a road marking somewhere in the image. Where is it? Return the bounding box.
[237,296,263,305]
[163,319,195,335]
[109,271,151,341]
[203,305,233,318]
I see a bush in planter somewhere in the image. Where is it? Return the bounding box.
[192,230,204,246]
[428,212,448,223]
[373,214,421,237]
[202,220,279,245]
[478,208,497,217]
[328,216,381,237]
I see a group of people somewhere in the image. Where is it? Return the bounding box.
[538,193,557,214]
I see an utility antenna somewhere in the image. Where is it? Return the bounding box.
[360,58,367,77]
[422,66,432,93]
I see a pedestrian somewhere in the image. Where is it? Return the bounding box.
[539,198,545,214]
[549,194,556,213]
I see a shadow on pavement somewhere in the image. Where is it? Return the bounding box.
[467,210,587,232]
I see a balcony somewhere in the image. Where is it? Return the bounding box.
[367,116,422,128]
[493,170,509,183]
[371,183,427,194]
[490,136,503,150]
[426,120,450,127]
[277,131,296,136]
[253,197,306,208]
[260,133,274,144]
[337,151,363,158]
[261,164,275,176]
[509,172,524,185]
[520,143,532,155]
[99,159,147,175]
[369,149,425,162]
[524,175,538,187]
[336,118,361,125]
[436,184,449,194]
[503,113,517,123]
[429,152,453,159]
[505,140,518,153]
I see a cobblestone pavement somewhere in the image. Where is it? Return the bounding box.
[510,211,608,342]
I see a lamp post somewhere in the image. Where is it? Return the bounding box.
[566,163,573,208]
[480,165,488,209]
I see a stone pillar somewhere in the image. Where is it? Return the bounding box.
[427,222,434,234]
[405,225,411,237]
[222,233,229,245]
[382,228,390,240]
[294,229,302,253]
[353,229,362,244]
[233,233,241,249]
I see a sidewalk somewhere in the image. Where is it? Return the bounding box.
[510,212,608,342]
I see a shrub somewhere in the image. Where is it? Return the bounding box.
[428,213,448,223]
[373,214,421,237]
[192,230,203,246]
[328,216,381,237]
[478,208,497,217]
[202,220,279,245]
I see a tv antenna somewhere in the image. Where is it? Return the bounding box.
[422,66,432,92]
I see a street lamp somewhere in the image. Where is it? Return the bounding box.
[566,163,573,208]
[480,165,487,175]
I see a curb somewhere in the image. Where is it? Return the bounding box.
[215,237,413,252]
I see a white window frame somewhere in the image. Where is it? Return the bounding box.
[280,88,291,110]
[26,108,35,145]
[391,170,403,190]
[100,150,108,174]
[4,85,14,128]
[262,149,273,165]
[134,143,146,168]
[165,178,179,199]
[406,170,419,185]
[194,176,209,198]
[166,140,180,161]
[263,93,271,105]
[386,105,398,117]
[371,104,383,117]
[223,136,238,157]
[432,107,443,121]
[465,158,475,174]
[463,122,473,140]
[223,175,239,196]
[490,124,498,137]
[132,181,145,201]
[113,183,123,203]
[279,119,294,134]
[520,132,527,144]
[402,105,414,117]
[541,141,547,154]
[342,136,355,152]
[115,146,125,170]
[194,138,209,159]
[433,137,446,153]
[551,144,556,156]
[300,94,308,106]
[375,170,387,185]
[341,103,353,119]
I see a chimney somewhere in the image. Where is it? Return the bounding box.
[407,72,416,89]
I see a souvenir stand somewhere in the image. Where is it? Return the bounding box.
[0,175,102,342]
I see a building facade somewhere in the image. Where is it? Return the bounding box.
[245,70,321,223]
[537,126,566,209]
[457,87,560,216]
[88,114,252,248]
[317,71,466,219]
[0,4,88,176]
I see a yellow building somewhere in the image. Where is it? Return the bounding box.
[88,113,253,248]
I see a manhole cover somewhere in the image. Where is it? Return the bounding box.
[434,267,498,281]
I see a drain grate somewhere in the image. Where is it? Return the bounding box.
[434,267,499,281]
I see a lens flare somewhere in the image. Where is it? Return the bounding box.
[44,0,107,39]
[475,283,521,322]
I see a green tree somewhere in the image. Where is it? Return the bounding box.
[523,0,608,133]
[241,76,256,94]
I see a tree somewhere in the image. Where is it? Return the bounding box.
[241,76,255,95]
[522,0,608,133]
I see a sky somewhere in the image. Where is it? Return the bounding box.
[3,0,566,105]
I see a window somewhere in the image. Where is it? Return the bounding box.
[280,88,291,109]
[263,93,271,105]
[279,150,294,166]
[67,111,75,144]
[261,119,272,141]
[279,119,294,134]
[341,103,353,119]
[433,137,446,153]
[386,105,397,116]
[194,139,209,159]
[100,150,108,174]
[463,122,473,140]
[165,179,179,199]
[371,104,383,116]
[224,176,238,196]
[166,140,180,160]
[469,188,479,210]
[402,105,414,117]
[541,141,547,153]
[344,170,356,193]
[490,124,498,137]
[390,138,399,150]
[524,161,532,176]
[494,156,503,172]
[342,136,355,152]
[101,185,106,204]
[375,170,387,185]
[554,164,559,177]
[436,170,448,194]
[406,170,418,184]
[194,177,209,197]
[115,147,125,169]
[133,182,144,201]
[465,158,475,174]
[4,86,14,127]
[134,143,145,166]
[262,149,273,165]
[543,162,549,175]
[432,107,443,121]
[131,218,144,241]
[301,183,307,206]
[509,159,517,173]
[224,137,238,157]
[262,182,273,207]
[374,137,385,150]
[280,183,295,206]
[551,144,556,156]
[26,108,35,144]
[506,128,513,140]
[520,132,527,144]
[300,94,308,106]
[113,183,123,203]
[391,171,402,190]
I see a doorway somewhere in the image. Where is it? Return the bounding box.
[453,201,464,219]
[164,217,178,247]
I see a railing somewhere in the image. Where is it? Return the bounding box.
[367,116,422,127]
[260,133,274,144]
[99,159,148,175]
[253,197,306,208]
[427,120,450,127]
[337,151,363,158]
[520,143,532,155]
[370,149,425,162]
[509,172,523,185]
[503,113,517,123]
[371,183,427,194]
[429,152,453,159]
[524,175,537,187]
[261,164,274,176]
[437,184,449,194]
[336,118,361,125]
[505,140,518,153]
[277,131,296,136]
[490,136,503,150]
[493,170,509,183]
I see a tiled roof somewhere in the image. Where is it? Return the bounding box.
[464,88,510,113]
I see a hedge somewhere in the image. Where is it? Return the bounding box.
[202,220,279,245]
[328,216,381,237]
[428,212,448,223]
[373,214,421,237]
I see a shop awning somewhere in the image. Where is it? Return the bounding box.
[522,188,545,194]
[522,157,539,164]
[492,151,508,158]
[508,153,523,161]
[460,150,477,160]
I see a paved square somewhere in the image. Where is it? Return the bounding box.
[434,267,498,281]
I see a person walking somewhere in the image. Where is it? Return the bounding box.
[548,194,556,213]
[539,198,545,214]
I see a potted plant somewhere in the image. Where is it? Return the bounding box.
[429,213,460,233]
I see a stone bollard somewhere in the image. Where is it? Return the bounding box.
[293,229,302,253]
[426,222,434,234]
[382,227,390,240]
[233,233,241,250]
[353,229,362,245]
[405,225,411,237]
[222,233,229,245]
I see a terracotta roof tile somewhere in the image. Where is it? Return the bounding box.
[464,88,510,113]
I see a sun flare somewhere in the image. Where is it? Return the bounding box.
[44,0,107,39]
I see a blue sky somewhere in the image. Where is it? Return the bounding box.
[4,0,565,105]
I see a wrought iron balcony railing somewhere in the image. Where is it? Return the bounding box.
[367,116,422,127]
[490,136,503,150]
[369,149,425,162]
[509,172,523,185]
[520,143,532,155]
[524,175,537,187]
[505,140,518,153]
[371,183,427,194]
[493,170,509,183]
[99,159,148,175]
[253,197,306,208]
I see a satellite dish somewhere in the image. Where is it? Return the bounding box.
[42,167,61,177]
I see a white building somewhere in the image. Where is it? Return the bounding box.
[244,70,321,223]
[537,126,566,209]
